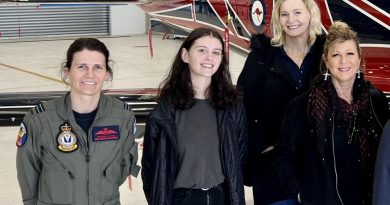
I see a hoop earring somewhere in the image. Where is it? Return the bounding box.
[356,69,362,79]
[323,70,330,81]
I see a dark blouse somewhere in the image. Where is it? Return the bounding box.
[280,46,318,90]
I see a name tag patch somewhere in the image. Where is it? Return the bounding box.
[92,125,120,141]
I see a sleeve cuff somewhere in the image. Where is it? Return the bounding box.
[131,164,141,177]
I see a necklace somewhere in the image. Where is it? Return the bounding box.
[347,112,357,144]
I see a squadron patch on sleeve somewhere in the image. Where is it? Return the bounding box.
[16,122,27,147]
[57,122,78,153]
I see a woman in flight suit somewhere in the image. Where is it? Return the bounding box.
[16,38,139,205]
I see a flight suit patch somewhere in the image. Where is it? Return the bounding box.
[16,122,27,147]
[57,122,78,152]
[92,125,120,141]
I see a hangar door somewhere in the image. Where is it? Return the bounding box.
[0,4,109,38]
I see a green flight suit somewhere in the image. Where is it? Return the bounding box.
[16,93,139,205]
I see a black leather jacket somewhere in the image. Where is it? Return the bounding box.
[141,99,248,205]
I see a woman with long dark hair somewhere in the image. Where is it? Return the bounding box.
[142,27,248,205]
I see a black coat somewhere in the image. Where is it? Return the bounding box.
[275,82,390,205]
[236,34,326,185]
[141,99,248,205]
[373,120,390,205]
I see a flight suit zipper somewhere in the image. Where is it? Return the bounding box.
[71,122,90,204]
[86,127,92,205]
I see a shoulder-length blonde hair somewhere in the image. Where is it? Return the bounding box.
[270,0,322,47]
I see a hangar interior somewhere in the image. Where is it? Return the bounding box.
[0,1,252,204]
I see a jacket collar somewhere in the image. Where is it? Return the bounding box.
[250,34,269,51]
[250,34,326,89]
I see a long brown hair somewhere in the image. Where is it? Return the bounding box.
[158,27,241,110]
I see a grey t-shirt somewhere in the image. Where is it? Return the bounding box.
[173,99,225,189]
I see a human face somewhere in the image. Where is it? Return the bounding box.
[324,40,361,86]
[181,35,223,82]
[65,49,109,98]
[279,0,311,39]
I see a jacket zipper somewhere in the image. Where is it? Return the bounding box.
[331,114,345,205]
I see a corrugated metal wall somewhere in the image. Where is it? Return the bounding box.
[0,4,109,38]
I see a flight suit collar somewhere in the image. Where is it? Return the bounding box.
[58,92,111,122]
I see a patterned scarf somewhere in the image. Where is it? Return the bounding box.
[307,76,379,170]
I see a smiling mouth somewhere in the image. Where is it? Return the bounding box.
[338,67,352,72]
[82,81,97,85]
[287,25,300,30]
[201,63,213,68]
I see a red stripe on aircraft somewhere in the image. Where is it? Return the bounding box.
[316,0,333,29]
[348,0,390,26]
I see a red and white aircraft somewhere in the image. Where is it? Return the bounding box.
[138,0,390,94]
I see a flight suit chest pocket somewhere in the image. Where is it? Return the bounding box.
[39,150,74,204]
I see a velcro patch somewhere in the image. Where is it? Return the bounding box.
[92,125,120,141]
[57,122,78,153]
[16,122,27,147]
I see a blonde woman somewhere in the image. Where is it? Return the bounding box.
[275,21,389,205]
[237,0,324,204]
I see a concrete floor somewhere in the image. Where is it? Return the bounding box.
[0,35,247,92]
[0,34,254,204]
